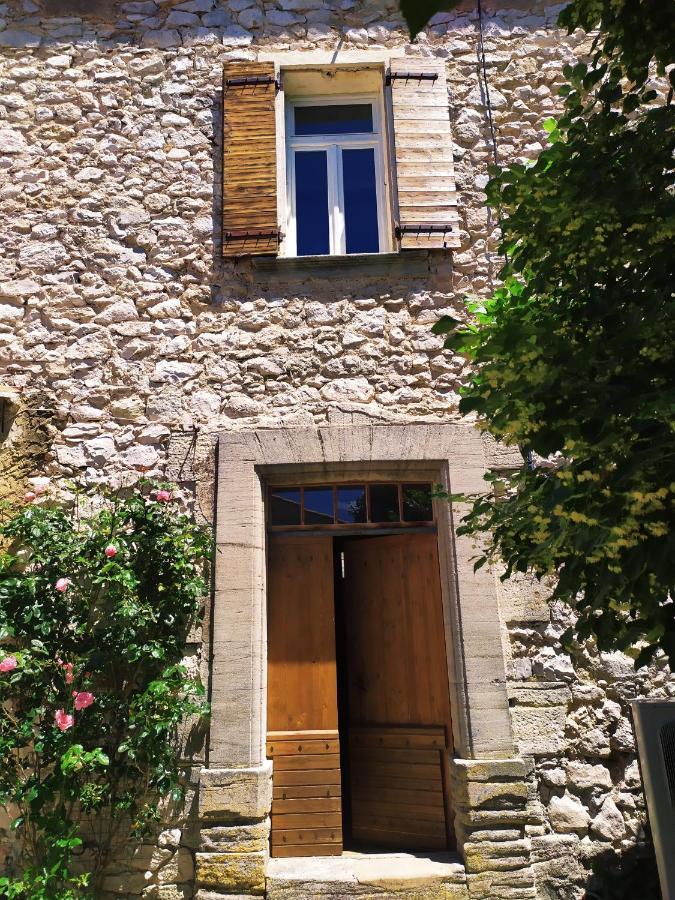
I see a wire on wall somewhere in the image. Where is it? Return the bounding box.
[475,0,509,282]
[477,0,499,168]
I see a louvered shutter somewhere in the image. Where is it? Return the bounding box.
[222,62,279,257]
[388,60,460,250]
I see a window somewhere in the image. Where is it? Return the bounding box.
[221,60,460,260]
[285,97,390,258]
[268,482,434,530]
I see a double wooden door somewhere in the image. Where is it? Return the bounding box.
[266,532,453,858]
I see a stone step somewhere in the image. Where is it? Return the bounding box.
[266,852,469,900]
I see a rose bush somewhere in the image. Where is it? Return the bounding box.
[0,482,211,898]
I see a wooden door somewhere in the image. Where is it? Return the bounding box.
[266,535,342,857]
[342,532,453,850]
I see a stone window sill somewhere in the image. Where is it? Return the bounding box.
[250,249,437,280]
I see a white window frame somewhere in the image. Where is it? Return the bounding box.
[284,94,392,258]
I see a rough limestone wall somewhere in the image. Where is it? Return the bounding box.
[497,572,672,898]
[0,0,585,493]
[1,0,671,898]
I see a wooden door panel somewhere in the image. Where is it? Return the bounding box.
[342,534,453,850]
[266,536,343,858]
[267,535,338,733]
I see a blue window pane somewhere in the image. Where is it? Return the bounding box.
[336,485,367,524]
[295,150,330,256]
[304,487,334,525]
[342,148,379,254]
[295,104,373,136]
[270,489,301,526]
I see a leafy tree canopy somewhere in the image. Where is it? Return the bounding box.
[402,0,675,666]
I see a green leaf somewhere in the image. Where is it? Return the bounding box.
[431,315,461,335]
[399,0,462,37]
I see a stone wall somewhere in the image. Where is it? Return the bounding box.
[1,0,672,897]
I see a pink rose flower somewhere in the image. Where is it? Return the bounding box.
[156,489,172,502]
[74,692,95,711]
[55,709,74,732]
[55,578,71,593]
[104,545,117,558]
[24,492,36,503]
[62,661,74,684]
[0,656,18,673]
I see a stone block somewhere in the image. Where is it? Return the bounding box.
[195,851,265,894]
[455,803,543,830]
[451,757,533,782]
[565,761,612,791]
[199,821,270,854]
[510,702,567,756]
[548,793,591,833]
[455,779,531,810]
[463,839,531,872]
[465,868,537,900]
[496,569,552,623]
[196,893,257,900]
[464,829,522,842]
[199,764,272,822]
[590,797,626,842]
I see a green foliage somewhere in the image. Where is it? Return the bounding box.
[0,483,211,898]
[398,0,461,38]
[431,3,675,665]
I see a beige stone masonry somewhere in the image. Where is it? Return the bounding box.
[450,758,541,900]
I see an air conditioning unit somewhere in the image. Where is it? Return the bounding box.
[632,699,675,900]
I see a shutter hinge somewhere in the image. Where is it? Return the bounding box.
[224,228,282,242]
[225,74,281,91]
[396,224,453,237]
[386,71,439,86]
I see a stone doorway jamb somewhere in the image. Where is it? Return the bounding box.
[196,424,527,898]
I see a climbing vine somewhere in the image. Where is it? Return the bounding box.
[0,482,211,898]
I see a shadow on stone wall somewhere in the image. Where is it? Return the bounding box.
[583,838,661,900]
[0,391,57,508]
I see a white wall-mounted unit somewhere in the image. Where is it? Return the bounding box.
[632,699,675,900]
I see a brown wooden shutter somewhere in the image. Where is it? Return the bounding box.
[222,61,279,257]
[388,60,460,250]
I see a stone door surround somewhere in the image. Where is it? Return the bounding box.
[210,422,515,768]
[195,424,543,899]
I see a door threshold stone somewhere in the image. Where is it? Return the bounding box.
[266,850,468,899]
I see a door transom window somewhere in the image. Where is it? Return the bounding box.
[268,482,434,529]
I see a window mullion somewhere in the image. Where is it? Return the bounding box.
[327,144,344,256]
[336,144,347,256]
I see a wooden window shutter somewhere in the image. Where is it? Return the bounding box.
[222,61,279,257]
[388,60,460,250]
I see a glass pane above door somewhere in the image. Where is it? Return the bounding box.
[268,483,435,530]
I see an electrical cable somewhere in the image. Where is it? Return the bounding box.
[477,0,499,168]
